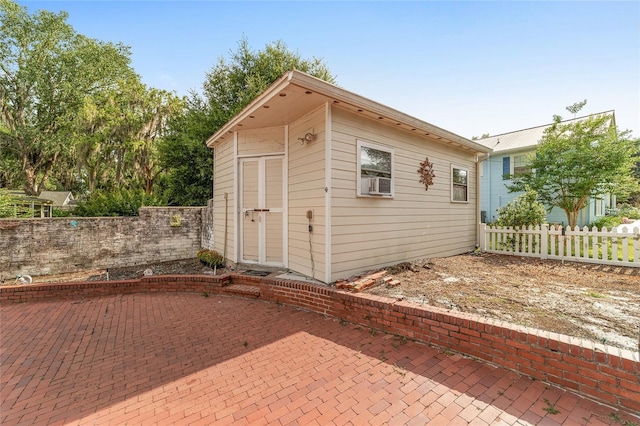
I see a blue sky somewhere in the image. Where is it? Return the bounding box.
[19,1,640,139]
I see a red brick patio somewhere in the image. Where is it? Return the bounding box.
[1,293,637,425]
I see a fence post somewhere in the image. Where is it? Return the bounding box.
[479,224,487,251]
[540,224,548,260]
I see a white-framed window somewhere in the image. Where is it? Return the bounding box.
[595,197,603,216]
[451,165,468,203]
[512,153,532,176]
[502,152,533,180]
[357,139,394,197]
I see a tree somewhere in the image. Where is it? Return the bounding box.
[509,108,639,228]
[203,37,336,119]
[471,133,490,141]
[566,99,587,117]
[158,95,219,206]
[159,37,336,206]
[0,0,135,195]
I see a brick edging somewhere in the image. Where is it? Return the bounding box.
[1,274,638,414]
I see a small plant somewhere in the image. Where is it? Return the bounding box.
[379,350,387,362]
[587,291,604,298]
[201,292,209,298]
[196,249,225,268]
[242,341,249,348]
[391,335,407,349]
[543,398,559,415]
[609,412,639,426]
[392,363,407,377]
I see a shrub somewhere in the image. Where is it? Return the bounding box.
[73,189,166,217]
[196,249,225,268]
[0,189,35,218]
[495,187,547,229]
[617,203,640,220]
[589,215,621,230]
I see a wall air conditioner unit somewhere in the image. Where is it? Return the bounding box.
[366,177,392,195]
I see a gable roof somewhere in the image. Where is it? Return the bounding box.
[206,70,491,154]
[475,111,615,154]
[39,191,75,207]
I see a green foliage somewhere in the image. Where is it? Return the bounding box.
[495,187,547,228]
[158,96,217,206]
[588,215,621,230]
[0,188,15,217]
[159,37,335,206]
[51,208,74,218]
[203,37,336,119]
[617,203,640,219]
[509,108,639,228]
[196,249,225,268]
[2,5,335,207]
[72,189,165,217]
[75,78,184,195]
[0,0,136,195]
[0,188,34,217]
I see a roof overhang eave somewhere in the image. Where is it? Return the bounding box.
[206,70,492,154]
[205,71,295,147]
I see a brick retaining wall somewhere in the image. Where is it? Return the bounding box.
[0,207,205,281]
[1,274,638,415]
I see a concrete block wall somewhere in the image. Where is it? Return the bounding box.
[0,207,205,280]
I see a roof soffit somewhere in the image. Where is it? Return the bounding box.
[207,71,491,154]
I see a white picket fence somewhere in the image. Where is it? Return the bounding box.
[479,224,640,267]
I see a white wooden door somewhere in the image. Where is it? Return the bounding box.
[239,156,284,266]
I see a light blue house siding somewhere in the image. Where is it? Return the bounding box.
[480,153,608,227]
[478,112,616,228]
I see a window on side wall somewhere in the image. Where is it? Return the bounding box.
[451,165,468,203]
[512,153,532,177]
[357,139,394,197]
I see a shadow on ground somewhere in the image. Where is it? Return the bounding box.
[1,293,637,425]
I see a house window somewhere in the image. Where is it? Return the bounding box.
[503,153,533,179]
[512,154,532,176]
[595,198,603,216]
[451,165,468,202]
[357,139,394,197]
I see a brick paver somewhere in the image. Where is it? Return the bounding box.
[1,294,637,425]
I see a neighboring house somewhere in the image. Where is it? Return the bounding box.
[475,112,616,227]
[39,191,76,208]
[6,190,75,217]
[205,70,492,284]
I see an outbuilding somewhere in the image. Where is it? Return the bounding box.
[205,70,491,283]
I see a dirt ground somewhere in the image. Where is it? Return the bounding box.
[3,253,639,352]
[366,253,640,352]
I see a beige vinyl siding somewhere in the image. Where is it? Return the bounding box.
[213,137,236,262]
[330,106,477,281]
[287,105,327,282]
[237,127,285,156]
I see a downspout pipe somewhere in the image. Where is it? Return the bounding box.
[476,153,490,248]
